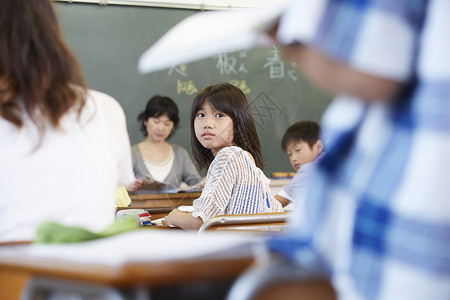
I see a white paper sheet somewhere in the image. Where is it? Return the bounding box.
[177,205,194,212]
[152,217,176,227]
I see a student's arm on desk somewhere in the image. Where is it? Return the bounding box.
[162,209,203,231]
[274,194,290,207]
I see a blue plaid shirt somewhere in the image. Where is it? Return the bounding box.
[268,1,450,299]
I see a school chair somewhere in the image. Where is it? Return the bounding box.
[227,256,335,300]
[198,212,289,233]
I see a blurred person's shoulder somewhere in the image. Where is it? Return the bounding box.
[87,89,124,116]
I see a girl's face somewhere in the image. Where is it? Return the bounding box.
[194,101,234,156]
[145,113,174,143]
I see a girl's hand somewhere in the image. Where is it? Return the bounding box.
[162,209,181,226]
[162,209,203,230]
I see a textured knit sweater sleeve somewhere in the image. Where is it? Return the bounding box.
[192,146,282,222]
[192,148,237,222]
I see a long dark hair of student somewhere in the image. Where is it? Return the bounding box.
[0,0,87,136]
[190,82,263,170]
[137,95,180,139]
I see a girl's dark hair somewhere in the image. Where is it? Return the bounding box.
[281,121,321,151]
[190,82,263,170]
[137,95,179,138]
[0,0,87,137]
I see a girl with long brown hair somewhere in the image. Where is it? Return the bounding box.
[163,83,282,230]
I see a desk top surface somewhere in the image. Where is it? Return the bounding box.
[0,231,255,287]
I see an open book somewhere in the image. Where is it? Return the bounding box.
[138,2,289,74]
[138,180,168,191]
[134,176,168,191]
[176,179,205,193]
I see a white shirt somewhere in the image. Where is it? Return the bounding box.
[277,152,326,216]
[0,90,135,243]
[144,146,174,182]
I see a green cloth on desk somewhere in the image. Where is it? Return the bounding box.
[34,217,138,244]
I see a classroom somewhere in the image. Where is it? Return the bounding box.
[1,0,449,299]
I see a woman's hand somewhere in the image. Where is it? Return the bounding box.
[126,178,143,192]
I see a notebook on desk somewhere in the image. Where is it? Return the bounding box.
[176,181,204,193]
[138,177,168,191]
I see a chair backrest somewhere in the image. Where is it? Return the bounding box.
[198,212,289,233]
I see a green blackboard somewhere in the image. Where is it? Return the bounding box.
[55,2,332,175]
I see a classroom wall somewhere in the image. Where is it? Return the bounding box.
[55,2,333,175]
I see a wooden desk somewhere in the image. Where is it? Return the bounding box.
[0,233,254,300]
[129,192,201,209]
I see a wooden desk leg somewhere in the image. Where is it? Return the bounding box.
[0,268,30,300]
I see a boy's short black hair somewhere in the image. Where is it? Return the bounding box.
[281,121,321,151]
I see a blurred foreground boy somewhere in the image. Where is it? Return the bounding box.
[231,0,450,299]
